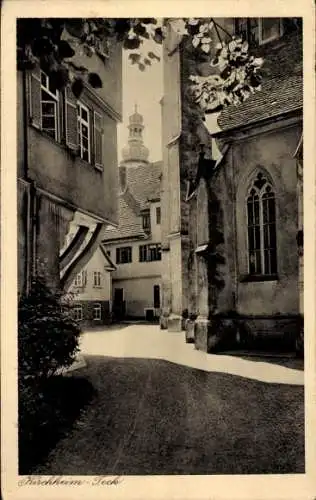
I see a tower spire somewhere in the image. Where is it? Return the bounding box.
[121,106,149,164]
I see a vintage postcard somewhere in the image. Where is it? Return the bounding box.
[1,0,316,499]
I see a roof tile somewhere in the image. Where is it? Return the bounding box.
[217,30,302,133]
[103,161,162,242]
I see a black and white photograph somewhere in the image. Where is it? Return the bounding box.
[1,1,315,499]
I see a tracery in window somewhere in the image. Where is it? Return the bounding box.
[247,172,277,275]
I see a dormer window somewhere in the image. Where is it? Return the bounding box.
[142,209,151,234]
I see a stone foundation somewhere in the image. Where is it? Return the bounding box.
[185,319,195,343]
[160,314,169,330]
[167,314,182,332]
[238,315,300,351]
[194,317,210,351]
[193,314,301,353]
[73,300,112,328]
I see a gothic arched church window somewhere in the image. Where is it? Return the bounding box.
[246,172,277,275]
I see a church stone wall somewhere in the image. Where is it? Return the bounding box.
[210,119,302,347]
[233,122,301,316]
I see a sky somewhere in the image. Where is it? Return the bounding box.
[117,44,163,164]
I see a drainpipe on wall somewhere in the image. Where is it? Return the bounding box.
[22,67,35,294]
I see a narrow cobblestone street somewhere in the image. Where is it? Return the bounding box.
[34,324,304,475]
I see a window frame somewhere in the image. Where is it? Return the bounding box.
[139,243,162,263]
[93,303,102,320]
[74,271,83,287]
[258,18,284,45]
[156,206,161,225]
[40,70,60,141]
[246,174,278,278]
[235,18,283,46]
[116,246,132,264]
[73,304,83,321]
[142,210,151,233]
[77,101,91,163]
[93,271,102,287]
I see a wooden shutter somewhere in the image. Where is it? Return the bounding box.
[94,111,103,168]
[65,86,78,151]
[29,66,41,129]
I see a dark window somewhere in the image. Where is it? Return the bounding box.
[156,207,161,225]
[247,173,277,276]
[139,245,147,262]
[116,246,132,264]
[260,18,283,44]
[153,285,160,308]
[139,244,161,262]
[235,18,259,45]
[235,18,282,45]
[142,210,151,233]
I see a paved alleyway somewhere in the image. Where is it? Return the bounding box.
[35,324,304,475]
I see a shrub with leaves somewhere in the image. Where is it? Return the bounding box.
[18,276,81,383]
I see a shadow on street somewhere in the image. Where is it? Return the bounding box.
[33,353,305,476]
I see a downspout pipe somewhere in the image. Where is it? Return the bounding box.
[22,68,35,294]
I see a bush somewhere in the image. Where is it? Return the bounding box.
[18,276,82,382]
[18,276,84,471]
[19,375,95,473]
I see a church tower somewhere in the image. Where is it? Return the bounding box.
[121,105,149,165]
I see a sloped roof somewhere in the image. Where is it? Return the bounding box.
[216,30,303,134]
[126,161,162,208]
[103,161,162,242]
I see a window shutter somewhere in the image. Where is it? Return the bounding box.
[65,86,78,151]
[29,66,41,129]
[94,111,103,168]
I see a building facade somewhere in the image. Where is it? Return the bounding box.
[67,244,116,327]
[161,18,303,351]
[17,34,122,295]
[103,108,162,320]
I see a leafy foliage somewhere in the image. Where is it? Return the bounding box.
[18,275,85,471]
[17,17,266,113]
[18,275,81,382]
[189,37,264,112]
[19,375,95,474]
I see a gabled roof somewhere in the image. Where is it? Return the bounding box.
[216,30,303,135]
[103,160,162,243]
